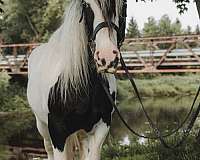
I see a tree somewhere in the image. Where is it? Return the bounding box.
[185,25,192,34]
[0,0,69,43]
[0,0,198,43]
[143,17,159,37]
[195,25,200,34]
[1,0,48,43]
[126,17,140,38]
[40,0,70,41]
[142,15,185,37]
[158,15,173,36]
[171,18,182,35]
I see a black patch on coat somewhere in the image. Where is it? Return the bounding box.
[83,3,95,39]
[48,68,115,151]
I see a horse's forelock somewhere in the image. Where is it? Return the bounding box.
[96,0,118,22]
[93,0,122,32]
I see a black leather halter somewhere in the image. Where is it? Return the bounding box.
[80,0,127,49]
[91,22,121,47]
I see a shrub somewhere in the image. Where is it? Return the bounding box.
[0,73,29,112]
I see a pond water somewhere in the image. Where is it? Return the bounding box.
[110,95,200,145]
[0,95,200,159]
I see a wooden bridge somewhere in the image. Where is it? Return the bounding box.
[1,34,200,74]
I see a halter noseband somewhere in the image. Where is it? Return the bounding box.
[91,22,121,46]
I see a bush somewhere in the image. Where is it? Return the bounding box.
[0,73,29,112]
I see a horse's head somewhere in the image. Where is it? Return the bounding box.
[80,0,127,73]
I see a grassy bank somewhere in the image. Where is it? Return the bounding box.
[0,72,199,112]
[117,74,200,100]
[102,134,200,160]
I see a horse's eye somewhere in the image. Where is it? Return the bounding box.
[85,3,90,8]
[82,2,94,39]
[82,1,90,9]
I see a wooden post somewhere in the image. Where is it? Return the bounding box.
[0,35,2,45]
[0,35,3,62]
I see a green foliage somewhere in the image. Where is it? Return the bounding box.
[195,25,200,34]
[0,0,198,44]
[0,73,28,112]
[142,14,186,38]
[143,17,160,37]
[39,0,70,41]
[0,111,36,144]
[185,25,192,34]
[1,0,47,43]
[0,0,69,43]
[0,72,10,91]
[171,18,182,35]
[126,17,140,38]
[158,15,173,36]
[0,146,11,160]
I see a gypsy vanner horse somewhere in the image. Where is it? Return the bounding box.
[27,0,126,159]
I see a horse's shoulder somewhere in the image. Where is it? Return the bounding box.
[28,44,47,68]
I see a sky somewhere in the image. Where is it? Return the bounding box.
[127,0,200,30]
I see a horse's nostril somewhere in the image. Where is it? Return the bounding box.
[96,51,100,56]
[95,51,100,60]
[113,50,119,55]
[101,58,106,66]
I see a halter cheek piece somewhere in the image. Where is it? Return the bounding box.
[80,0,127,49]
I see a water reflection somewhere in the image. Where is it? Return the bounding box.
[110,96,200,142]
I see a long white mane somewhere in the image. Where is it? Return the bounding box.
[41,0,123,97]
[47,0,89,95]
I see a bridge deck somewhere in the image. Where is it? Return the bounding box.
[1,35,200,74]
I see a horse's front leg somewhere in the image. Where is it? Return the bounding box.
[36,117,54,160]
[85,120,110,160]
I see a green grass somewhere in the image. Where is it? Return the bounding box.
[117,74,200,100]
[0,146,11,160]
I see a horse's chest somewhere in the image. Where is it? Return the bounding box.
[47,75,115,151]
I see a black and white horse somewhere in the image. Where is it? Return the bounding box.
[27,0,126,159]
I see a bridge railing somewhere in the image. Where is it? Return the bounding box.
[1,35,200,74]
[118,34,200,73]
[0,43,40,74]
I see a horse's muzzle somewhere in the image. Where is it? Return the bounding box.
[96,57,119,73]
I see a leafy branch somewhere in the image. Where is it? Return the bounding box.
[135,0,193,14]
